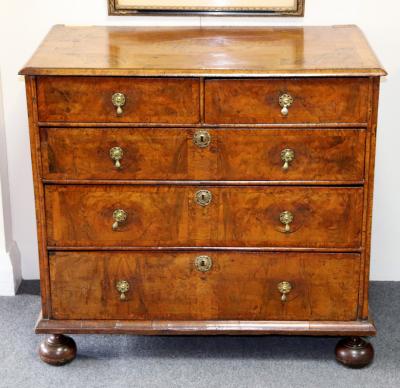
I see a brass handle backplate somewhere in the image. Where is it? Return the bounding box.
[280,211,294,233]
[110,147,123,169]
[279,93,294,116]
[278,281,292,302]
[112,92,126,115]
[195,255,213,272]
[195,190,212,207]
[112,209,127,230]
[193,130,211,148]
[281,149,295,170]
[116,280,130,301]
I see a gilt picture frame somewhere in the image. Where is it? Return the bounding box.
[108,0,305,16]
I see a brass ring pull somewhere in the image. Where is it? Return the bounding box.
[280,211,294,233]
[193,130,211,148]
[112,209,127,230]
[109,147,123,169]
[281,149,295,170]
[116,280,130,301]
[279,93,293,116]
[112,92,126,115]
[195,255,213,272]
[278,281,292,302]
[195,190,212,207]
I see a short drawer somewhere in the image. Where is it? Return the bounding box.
[45,186,363,248]
[41,128,366,182]
[205,78,370,124]
[36,77,200,124]
[49,251,360,321]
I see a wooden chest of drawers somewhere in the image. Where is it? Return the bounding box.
[20,25,385,367]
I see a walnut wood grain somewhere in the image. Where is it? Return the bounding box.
[45,185,363,249]
[42,180,366,187]
[36,315,377,336]
[360,77,381,319]
[25,77,51,318]
[41,128,366,182]
[38,122,368,129]
[21,26,384,349]
[36,77,200,124]
[205,78,370,124]
[19,26,386,77]
[49,251,360,321]
[46,247,363,253]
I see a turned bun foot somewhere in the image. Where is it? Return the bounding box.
[39,334,77,366]
[335,337,374,368]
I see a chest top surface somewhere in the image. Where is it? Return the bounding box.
[20,25,385,77]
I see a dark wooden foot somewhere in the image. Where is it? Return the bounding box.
[335,337,374,368]
[39,334,77,366]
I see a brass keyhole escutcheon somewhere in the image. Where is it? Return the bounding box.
[279,93,294,116]
[112,92,126,115]
[280,211,294,233]
[112,209,127,231]
[109,146,123,169]
[195,255,213,272]
[195,190,212,207]
[193,130,211,148]
[281,148,295,170]
[116,280,130,301]
[278,281,292,302]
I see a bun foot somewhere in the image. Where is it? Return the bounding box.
[39,334,77,366]
[335,337,374,368]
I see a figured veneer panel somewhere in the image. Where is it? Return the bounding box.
[49,251,360,321]
[41,128,366,182]
[45,185,363,249]
[36,77,200,124]
[205,78,370,124]
[20,26,385,77]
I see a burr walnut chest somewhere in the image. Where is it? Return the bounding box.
[20,25,385,367]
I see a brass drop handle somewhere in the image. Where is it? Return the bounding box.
[195,190,212,207]
[281,148,295,170]
[112,92,126,115]
[193,130,211,148]
[112,209,127,231]
[280,211,294,233]
[116,280,130,301]
[109,147,123,169]
[279,93,294,116]
[278,281,292,302]
[195,255,213,272]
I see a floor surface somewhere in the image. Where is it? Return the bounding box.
[0,281,399,388]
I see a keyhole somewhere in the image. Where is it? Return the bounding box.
[200,135,205,143]
[195,190,212,206]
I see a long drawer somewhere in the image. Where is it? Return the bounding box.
[36,77,200,124]
[41,128,366,182]
[45,186,363,248]
[205,78,370,124]
[49,251,360,321]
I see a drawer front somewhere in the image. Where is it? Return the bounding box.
[37,77,200,124]
[49,251,360,321]
[41,128,366,182]
[46,186,363,248]
[205,78,370,124]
